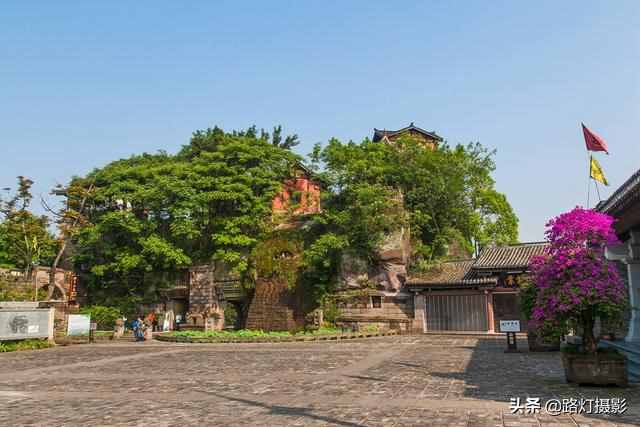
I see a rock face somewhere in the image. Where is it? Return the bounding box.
[334,202,413,332]
[370,227,411,292]
[339,226,410,292]
[338,252,369,289]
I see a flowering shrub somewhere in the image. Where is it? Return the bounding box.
[529,207,627,354]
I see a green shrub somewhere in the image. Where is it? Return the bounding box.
[80,305,122,330]
[519,281,537,321]
[0,339,52,352]
[359,324,380,333]
[224,304,238,327]
[169,328,346,339]
[320,295,339,325]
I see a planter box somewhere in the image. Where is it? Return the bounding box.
[561,352,628,387]
[527,329,560,352]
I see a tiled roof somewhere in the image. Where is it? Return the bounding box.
[472,242,549,271]
[405,242,548,289]
[596,168,640,215]
[372,123,443,143]
[406,260,496,287]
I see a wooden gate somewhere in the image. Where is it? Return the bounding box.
[425,294,488,332]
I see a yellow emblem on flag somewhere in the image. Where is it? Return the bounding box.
[590,156,608,186]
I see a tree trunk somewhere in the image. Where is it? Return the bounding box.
[48,240,67,300]
[582,313,598,355]
[47,183,93,300]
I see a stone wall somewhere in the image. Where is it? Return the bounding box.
[245,279,303,331]
[186,265,225,330]
[0,267,74,301]
[336,293,414,332]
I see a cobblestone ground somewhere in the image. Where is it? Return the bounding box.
[0,335,638,426]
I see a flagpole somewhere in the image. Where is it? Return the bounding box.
[595,179,601,202]
[587,154,592,208]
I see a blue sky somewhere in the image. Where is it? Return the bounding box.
[2,1,639,241]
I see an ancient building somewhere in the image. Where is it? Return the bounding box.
[272,163,321,218]
[406,242,548,333]
[598,170,640,344]
[596,168,640,382]
[148,264,244,331]
[335,236,548,334]
[372,122,443,149]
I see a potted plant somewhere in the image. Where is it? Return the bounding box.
[529,207,628,386]
[519,281,559,351]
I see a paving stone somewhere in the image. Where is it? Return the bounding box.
[0,336,638,426]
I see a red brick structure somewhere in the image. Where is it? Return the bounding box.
[272,164,321,217]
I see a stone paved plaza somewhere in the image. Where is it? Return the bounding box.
[0,335,639,426]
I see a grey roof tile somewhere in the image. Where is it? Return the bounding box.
[472,242,549,270]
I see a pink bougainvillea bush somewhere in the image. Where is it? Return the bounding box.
[529,207,627,353]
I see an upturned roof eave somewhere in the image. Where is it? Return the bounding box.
[373,124,443,142]
[596,167,640,215]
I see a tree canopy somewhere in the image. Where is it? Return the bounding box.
[59,125,518,308]
[0,176,57,273]
[311,135,518,264]
[529,207,626,354]
[69,126,300,304]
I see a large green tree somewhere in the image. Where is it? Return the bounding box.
[311,135,518,264]
[69,126,300,305]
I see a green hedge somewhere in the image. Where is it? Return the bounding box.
[0,339,52,353]
[169,327,343,339]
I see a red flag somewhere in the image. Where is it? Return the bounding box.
[582,123,609,154]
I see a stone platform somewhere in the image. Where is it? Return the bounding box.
[601,340,640,383]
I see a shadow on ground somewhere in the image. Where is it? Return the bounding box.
[405,337,640,426]
[207,392,365,427]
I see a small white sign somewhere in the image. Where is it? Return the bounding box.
[500,320,521,332]
[27,325,39,334]
[67,314,91,336]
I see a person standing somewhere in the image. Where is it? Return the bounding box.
[151,312,158,332]
[132,317,144,342]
